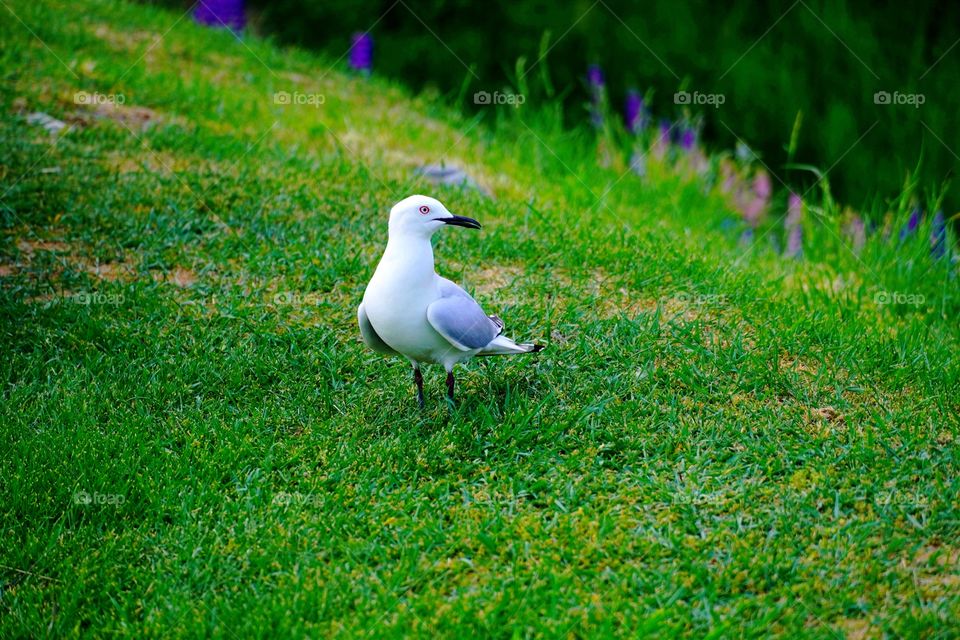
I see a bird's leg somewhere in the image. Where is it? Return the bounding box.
[413,367,424,408]
[445,370,455,402]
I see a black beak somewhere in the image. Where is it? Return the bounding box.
[439,215,481,229]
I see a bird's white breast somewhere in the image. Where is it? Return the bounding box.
[362,239,454,363]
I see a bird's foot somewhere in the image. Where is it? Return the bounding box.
[445,371,455,403]
[414,368,425,409]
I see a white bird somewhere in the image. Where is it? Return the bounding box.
[359,195,544,405]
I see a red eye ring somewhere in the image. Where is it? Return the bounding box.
[419,205,431,215]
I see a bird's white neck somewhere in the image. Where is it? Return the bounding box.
[375,233,436,284]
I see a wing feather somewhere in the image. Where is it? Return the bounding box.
[358,302,398,355]
[427,279,498,351]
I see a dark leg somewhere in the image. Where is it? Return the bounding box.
[413,367,424,408]
[445,370,455,402]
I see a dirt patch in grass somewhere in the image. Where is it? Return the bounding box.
[152,267,198,288]
[809,406,844,424]
[92,24,156,50]
[3,235,77,280]
[2,231,203,295]
[467,265,525,299]
[834,617,875,640]
[454,262,741,331]
[4,234,138,282]
[89,102,164,133]
[16,238,71,254]
[83,259,138,282]
[562,267,735,323]
[12,89,170,135]
[779,353,825,376]
[908,545,960,595]
[103,149,186,174]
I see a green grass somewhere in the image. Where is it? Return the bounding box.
[2,0,959,637]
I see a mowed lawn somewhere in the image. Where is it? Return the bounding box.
[2,0,959,637]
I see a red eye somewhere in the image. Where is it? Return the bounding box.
[419,205,430,215]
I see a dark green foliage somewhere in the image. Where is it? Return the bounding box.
[152,0,960,211]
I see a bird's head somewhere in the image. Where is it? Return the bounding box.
[388,195,481,238]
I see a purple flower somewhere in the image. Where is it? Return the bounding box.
[349,32,374,74]
[930,210,947,258]
[650,119,671,158]
[658,119,672,143]
[587,64,605,128]
[740,170,772,226]
[194,0,246,31]
[846,214,866,252]
[680,126,696,152]
[787,192,802,220]
[719,159,739,194]
[587,64,605,90]
[742,197,765,226]
[899,207,922,241]
[785,192,803,258]
[787,225,803,258]
[754,171,772,200]
[624,90,647,134]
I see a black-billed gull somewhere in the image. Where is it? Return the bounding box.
[359,195,544,406]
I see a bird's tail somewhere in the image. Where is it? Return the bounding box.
[477,334,545,356]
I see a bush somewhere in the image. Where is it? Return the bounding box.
[153,0,960,211]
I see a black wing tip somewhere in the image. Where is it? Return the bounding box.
[531,344,545,353]
[488,315,505,336]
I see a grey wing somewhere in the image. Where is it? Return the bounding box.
[427,279,499,351]
[358,302,398,355]
[438,278,504,335]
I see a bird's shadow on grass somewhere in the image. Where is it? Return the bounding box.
[347,355,552,441]
[443,361,552,423]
